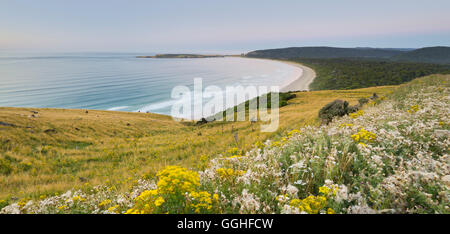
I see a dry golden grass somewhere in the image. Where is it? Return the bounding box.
[0,85,396,199]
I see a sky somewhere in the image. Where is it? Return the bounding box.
[1,0,450,53]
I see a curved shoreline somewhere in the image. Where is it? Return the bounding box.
[278,60,316,92]
[238,57,316,92]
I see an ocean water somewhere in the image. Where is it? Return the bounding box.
[0,52,301,118]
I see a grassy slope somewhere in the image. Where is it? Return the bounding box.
[2,74,447,214]
[0,85,396,200]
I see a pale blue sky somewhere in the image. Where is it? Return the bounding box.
[1,0,449,53]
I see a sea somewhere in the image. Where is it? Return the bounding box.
[0,52,302,118]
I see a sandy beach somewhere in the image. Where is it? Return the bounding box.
[279,61,316,92]
[241,57,316,92]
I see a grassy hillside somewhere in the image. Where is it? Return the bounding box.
[392,46,450,64]
[2,74,447,214]
[0,85,395,201]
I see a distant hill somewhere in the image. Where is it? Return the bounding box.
[246,46,450,64]
[137,54,225,58]
[391,46,450,64]
[244,46,450,90]
[245,46,406,59]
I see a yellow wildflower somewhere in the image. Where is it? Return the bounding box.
[408,105,420,113]
[154,197,165,207]
[108,205,120,213]
[339,123,354,128]
[216,168,246,179]
[319,186,330,195]
[99,199,112,208]
[288,129,301,137]
[351,128,376,143]
[349,110,364,119]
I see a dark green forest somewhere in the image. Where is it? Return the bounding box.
[296,58,450,90]
[245,46,450,90]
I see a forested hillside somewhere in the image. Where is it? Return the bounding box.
[246,47,405,59]
[391,46,450,64]
[296,58,450,90]
[245,46,450,90]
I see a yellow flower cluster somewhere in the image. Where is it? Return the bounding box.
[288,129,301,137]
[107,205,120,213]
[188,191,217,213]
[351,128,376,143]
[349,110,364,119]
[125,189,161,214]
[17,198,30,209]
[216,168,246,179]
[285,186,337,214]
[408,105,420,113]
[227,155,243,160]
[227,147,240,155]
[98,199,112,208]
[126,166,219,214]
[270,141,282,147]
[254,141,265,149]
[271,137,290,147]
[339,123,354,128]
[156,165,200,194]
[72,195,85,202]
[290,195,327,214]
[319,185,338,196]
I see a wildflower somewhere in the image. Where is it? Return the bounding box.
[339,123,354,128]
[351,128,376,143]
[99,199,112,208]
[227,147,240,155]
[216,168,246,179]
[17,198,29,209]
[72,195,85,202]
[293,195,327,214]
[288,129,301,137]
[319,186,330,196]
[157,166,200,194]
[227,155,243,160]
[327,208,336,214]
[270,141,282,147]
[408,105,419,113]
[349,110,364,119]
[189,191,214,213]
[254,141,265,149]
[154,197,165,207]
[107,205,120,213]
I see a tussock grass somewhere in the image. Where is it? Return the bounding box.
[0,85,396,200]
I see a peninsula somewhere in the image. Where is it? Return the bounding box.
[137,54,227,58]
